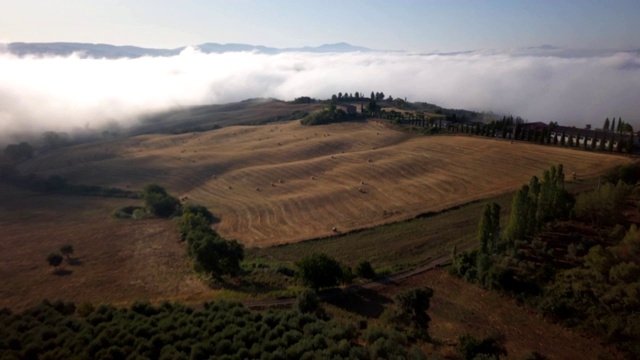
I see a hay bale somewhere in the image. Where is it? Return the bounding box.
[279,178,284,184]
[311,176,316,180]
[360,181,365,185]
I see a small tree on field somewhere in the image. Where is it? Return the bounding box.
[294,289,320,314]
[393,287,434,336]
[296,253,344,290]
[47,253,63,270]
[355,259,377,279]
[60,244,74,260]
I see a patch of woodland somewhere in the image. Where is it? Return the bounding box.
[450,162,640,358]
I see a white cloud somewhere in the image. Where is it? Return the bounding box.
[1,49,639,141]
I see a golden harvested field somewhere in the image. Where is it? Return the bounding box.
[0,184,217,311]
[19,120,631,247]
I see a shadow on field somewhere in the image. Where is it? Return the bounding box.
[53,269,73,276]
[67,258,84,266]
[326,288,392,318]
[214,277,289,295]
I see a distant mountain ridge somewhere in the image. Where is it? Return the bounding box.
[2,41,372,58]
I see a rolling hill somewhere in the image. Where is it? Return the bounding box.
[17,119,630,247]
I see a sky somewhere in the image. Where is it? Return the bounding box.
[1,0,638,52]
[1,1,640,141]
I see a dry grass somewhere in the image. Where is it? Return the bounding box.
[373,269,621,360]
[0,184,217,311]
[18,120,631,247]
[249,191,516,271]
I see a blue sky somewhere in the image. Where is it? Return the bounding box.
[1,0,638,51]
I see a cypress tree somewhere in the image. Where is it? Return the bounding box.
[616,136,623,152]
[608,134,615,152]
[591,131,597,150]
[604,117,610,131]
[611,118,617,135]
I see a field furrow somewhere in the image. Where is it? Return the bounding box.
[18,120,631,246]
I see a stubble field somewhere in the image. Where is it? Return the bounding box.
[19,120,630,247]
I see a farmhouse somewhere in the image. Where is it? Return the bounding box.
[337,104,357,115]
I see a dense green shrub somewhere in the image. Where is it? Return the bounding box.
[111,205,146,219]
[602,162,640,185]
[354,260,376,279]
[296,253,344,289]
[574,182,630,227]
[457,333,507,360]
[142,184,180,218]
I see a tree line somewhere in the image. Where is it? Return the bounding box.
[451,163,640,356]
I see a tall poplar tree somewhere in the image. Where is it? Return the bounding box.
[503,185,530,244]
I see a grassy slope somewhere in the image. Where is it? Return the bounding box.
[0,183,217,311]
[131,99,322,135]
[18,120,630,247]
[249,191,515,271]
[249,177,603,270]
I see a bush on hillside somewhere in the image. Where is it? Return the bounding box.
[142,184,180,218]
